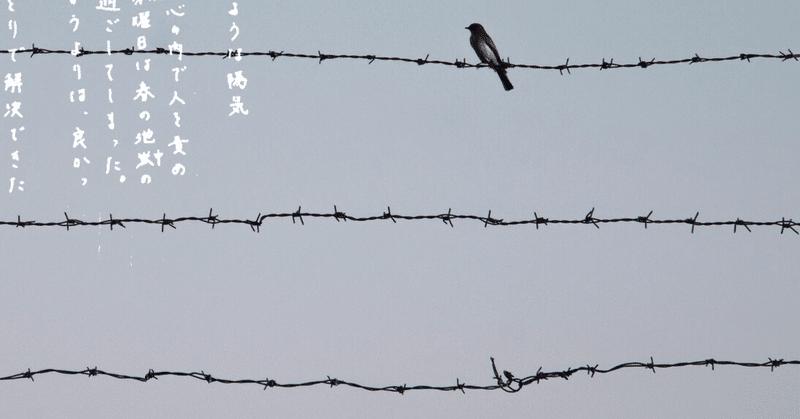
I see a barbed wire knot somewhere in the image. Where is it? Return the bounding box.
[647,357,656,373]
[250,212,262,233]
[327,376,340,388]
[441,208,454,227]
[768,358,784,371]
[15,215,30,228]
[690,53,706,64]
[333,205,346,222]
[292,206,304,225]
[779,217,798,235]
[583,208,599,229]
[533,212,548,229]
[558,367,574,380]
[384,206,396,223]
[483,210,503,227]
[558,58,571,75]
[638,57,655,68]
[780,49,797,61]
[587,364,599,377]
[533,366,544,384]
[107,213,125,230]
[201,371,213,383]
[638,210,653,229]
[503,370,515,382]
[205,208,219,229]
[456,378,466,394]
[689,212,700,233]
[489,357,519,393]
[160,213,176,232]
[63,212,78,231]
[733,218,751,233]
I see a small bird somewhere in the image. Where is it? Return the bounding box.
[466,23,514,91]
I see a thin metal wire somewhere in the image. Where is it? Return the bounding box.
[2,208,798,234]
[2,45,797,74]
[1,357,795,394]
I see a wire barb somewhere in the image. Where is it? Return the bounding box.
[160,213,176,232]
[584,207,600,229]
[442,208,454,227]
[638,210,654,229]
[384,206,396,223]
[206,208,219,229]
[779,217,798,235]
[292,206,304,225]
[63,212,73,231]
[558,58,571,75]
[780,49,798,61]
[638,56,656,68]
[690,212,700,234]
[333,205,346,222]
[15,215,30,228]
[250,212,262,233]
[733,218,751,233]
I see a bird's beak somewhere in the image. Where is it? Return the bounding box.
[464,27,469,30]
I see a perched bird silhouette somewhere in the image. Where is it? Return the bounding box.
[466,23,513,91]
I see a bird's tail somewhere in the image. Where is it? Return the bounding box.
[496,68,514,91]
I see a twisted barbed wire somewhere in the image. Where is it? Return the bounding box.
[1,357,795,394]
[2,45,797,74]
[1,207,798,234]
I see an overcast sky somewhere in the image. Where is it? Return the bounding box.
[2,1,799,418]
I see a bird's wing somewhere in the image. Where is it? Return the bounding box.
[483,34,503,63]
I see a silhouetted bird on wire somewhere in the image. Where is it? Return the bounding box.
[466,23,514,91]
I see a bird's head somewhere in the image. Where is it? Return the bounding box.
[465,23,484,32]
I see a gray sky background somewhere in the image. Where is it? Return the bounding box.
[2,1,799,418]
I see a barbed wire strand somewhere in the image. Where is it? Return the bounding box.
[2,207,799,235]
[2,45,797,74]
[1,357,795,394]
